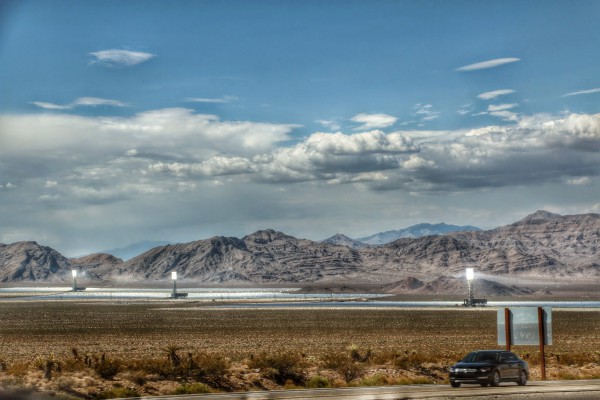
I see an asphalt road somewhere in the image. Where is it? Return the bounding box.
[137,380,600,400]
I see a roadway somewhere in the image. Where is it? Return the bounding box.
[137,379,600,400]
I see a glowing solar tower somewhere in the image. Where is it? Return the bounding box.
[466,268,474,305]
[171,271,177,298]
[71,270,77,292]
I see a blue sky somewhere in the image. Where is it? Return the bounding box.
[1,0,599,255]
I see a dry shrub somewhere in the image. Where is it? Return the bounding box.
[122,370,148,386]
[7,362,30,378]
[392,350,431,369]
[305,375,331,388]
[554,352,599,367]
[189,351,230,382]
[247,351,305,385]
[94,359,120,380]
[356,374,389,386]
[321,351,364,383]
[348,345,372,363]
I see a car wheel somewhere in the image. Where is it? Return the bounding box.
[450,381,461,388]
[517,370,527,386]
[490,370,501,387]
[480,382,489,387]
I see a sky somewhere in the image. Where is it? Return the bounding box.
[0,0,599,256]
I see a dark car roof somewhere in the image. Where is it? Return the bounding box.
[471,350,514,354]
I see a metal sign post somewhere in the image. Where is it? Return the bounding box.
[537,307,546,380]
[504,308,511,352]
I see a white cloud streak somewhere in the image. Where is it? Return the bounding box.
[456,58,520,72]
[563,88,600,97]
[89,49,156,67]
[477,89,516,100]
[185,96,238,103]
[487,103,518,112]
[31,97,128,110]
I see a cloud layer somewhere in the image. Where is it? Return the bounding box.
[3,110,598,195]
[1,109,599,254]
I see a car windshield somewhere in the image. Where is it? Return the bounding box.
[462,351,498,363]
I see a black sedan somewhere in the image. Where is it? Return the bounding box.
[449,350,528,387]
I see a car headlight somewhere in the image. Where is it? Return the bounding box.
[479,367,491,372]
[449,367,456,372]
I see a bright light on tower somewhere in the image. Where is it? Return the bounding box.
[171,271,177,280]
[466,268,474,281]
[72,270,77,278]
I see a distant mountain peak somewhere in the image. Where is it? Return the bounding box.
[517,210,562,224]
[102,240,172,261]
[321,233,367,249]
[243,229,294,243]
[357,223,481,245]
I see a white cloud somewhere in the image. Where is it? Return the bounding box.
[488,103,518,112]
[72,97,128,107]
[4,182,17,189]
[413,104,440,122]
[402,155,436,170]
[31,97,127,110]
[185,96,238,103]
[566,177,590,185]
[457,103,473,116]
[89,49,156,67]
[0,108,298,160]
[473,104,520,121]
[351,113,397,130]
[150,156,254,177]
[489,110,519,121]
[38,194,60,202]
[45,180,58,188]
[315,119,341,131]
[30,102,71,110]
[148,130,418,183]
[562,88,600,97]
[477,89,516,100]
[456,58,520,72]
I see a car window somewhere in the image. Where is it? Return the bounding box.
[462,351,498,362]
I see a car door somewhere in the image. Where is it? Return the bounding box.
[501,352,518,378]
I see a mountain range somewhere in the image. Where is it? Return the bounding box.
[0,211,598,288]
[353,223,482,246]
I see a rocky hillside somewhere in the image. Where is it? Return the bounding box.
[0,241,73,282]
[0,211,598,284]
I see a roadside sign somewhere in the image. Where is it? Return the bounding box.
[497,306,552,380]
[497,307,552,345]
